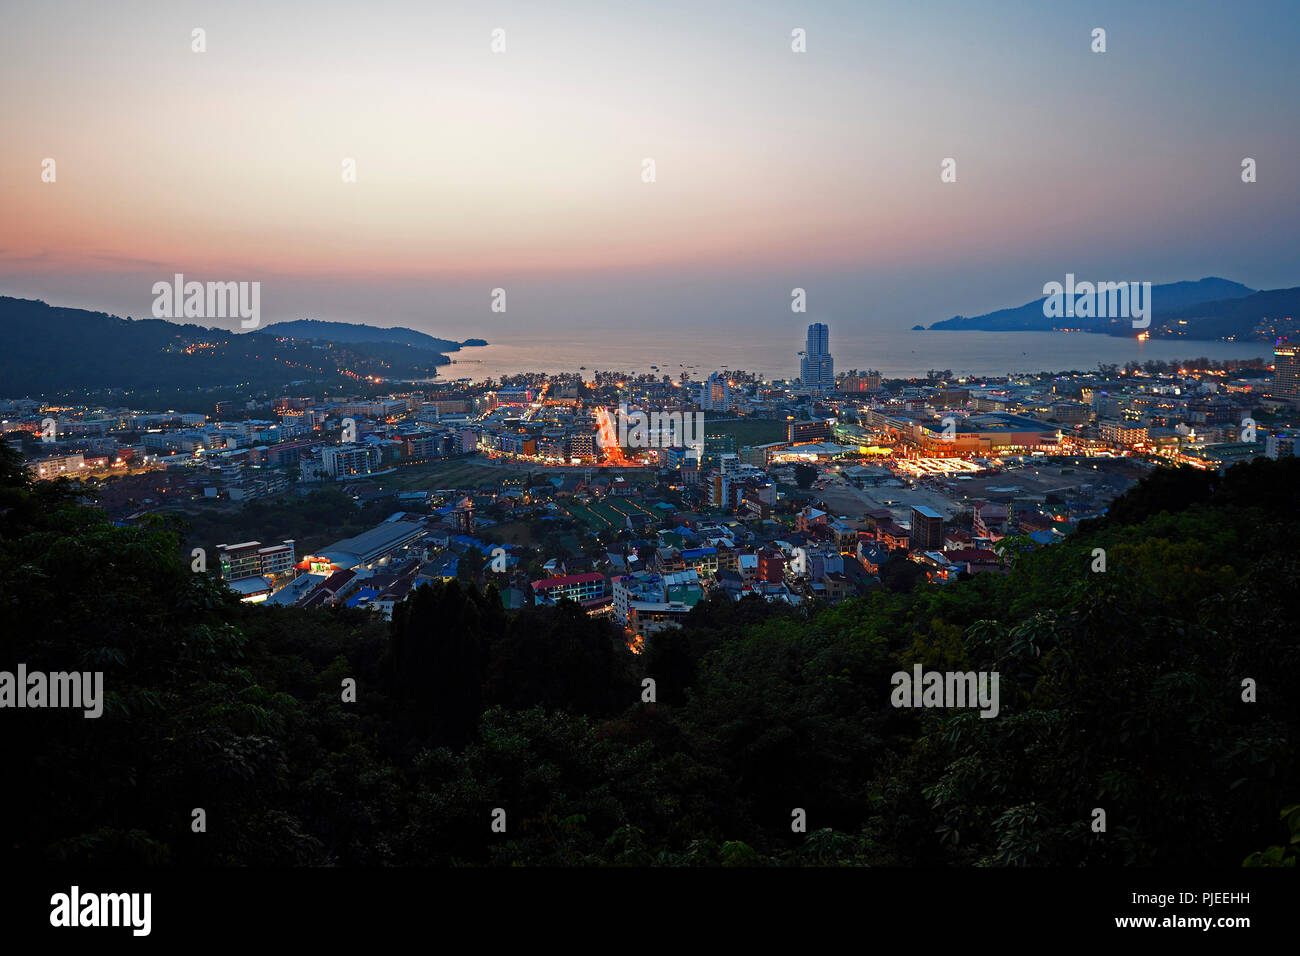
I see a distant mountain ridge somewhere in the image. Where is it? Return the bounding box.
[1101,286,1300,341]
[254,319,485,352]
[928,277,1254,333]
[0,297,469,394]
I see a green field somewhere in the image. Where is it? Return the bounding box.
[702,417,787,447]
[380,458,521,491]
[613,498,659,518]
[600,497,661,523]
[562,495,668,533]
[370,455,661,496]
[564,502,609,531]
[588,501,628,525]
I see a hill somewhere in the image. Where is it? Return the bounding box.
[254,318,484,353]
[1094,285,1300,341]
[0,297,458,394]
[928,277,1253,333]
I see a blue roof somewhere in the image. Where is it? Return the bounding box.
[420,557,458,577]
[681,547,718,559]
[345,587,381,608]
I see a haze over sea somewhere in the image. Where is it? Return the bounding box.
[438,326,1273,383]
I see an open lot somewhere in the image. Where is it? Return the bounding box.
[483,519,539,546]
[815,456,1150,524]
[818,482,964,524]
[938,458,1149,504]
[702,417,787,447]
[377,456,541,491]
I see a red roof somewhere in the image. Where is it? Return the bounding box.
[531,572,605,590]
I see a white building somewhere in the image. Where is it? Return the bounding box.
[698,372,732,412]
[321,443,382,477]
[32,453,85,479]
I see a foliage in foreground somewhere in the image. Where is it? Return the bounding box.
[1,443,1296,866]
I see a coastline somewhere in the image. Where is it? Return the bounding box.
[431,328,1273,383]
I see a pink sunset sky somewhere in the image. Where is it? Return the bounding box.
[2,0,1297,337]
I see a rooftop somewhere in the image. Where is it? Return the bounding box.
[531,572,606,590]
[316,517,424,567]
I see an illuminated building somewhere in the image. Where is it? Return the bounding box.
[1098,420,1148,447]
[1273,346,1300,401]
[757,547,786,583]
[568,432,596,460]
[911,506,944,552]
[531,572,606,605]
[31,453,85,479]
[916,414,1059,456]
[217,540,296,581]
[799,323,834,391]
[788,420,831,443]
[698,372,733,411]
[321,443,381,477]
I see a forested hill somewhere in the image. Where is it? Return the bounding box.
[1094,285,1300,341]
[927,277,1252,332]
[1,441,1296,866]
[0,297,457,393]
[254,319,484,353]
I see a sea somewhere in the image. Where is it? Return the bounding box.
[435,327,1273,383]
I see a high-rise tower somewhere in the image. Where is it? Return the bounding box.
[799,323,834,390]
[1273,344,1300,401]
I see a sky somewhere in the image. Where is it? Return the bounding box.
[1,0,1298,341]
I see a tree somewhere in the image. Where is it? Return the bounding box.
[640,626,696,705]
[1079,464,1214,531]
[4,443,1299,868]
[483,601,635,715]
[878,551,927,593]
[457,545,487,585]
[386,579,494,744]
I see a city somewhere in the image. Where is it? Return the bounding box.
[7,322,1294,646]
[3,0,1298,937]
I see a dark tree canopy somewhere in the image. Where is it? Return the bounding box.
[1,448,1297,867]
